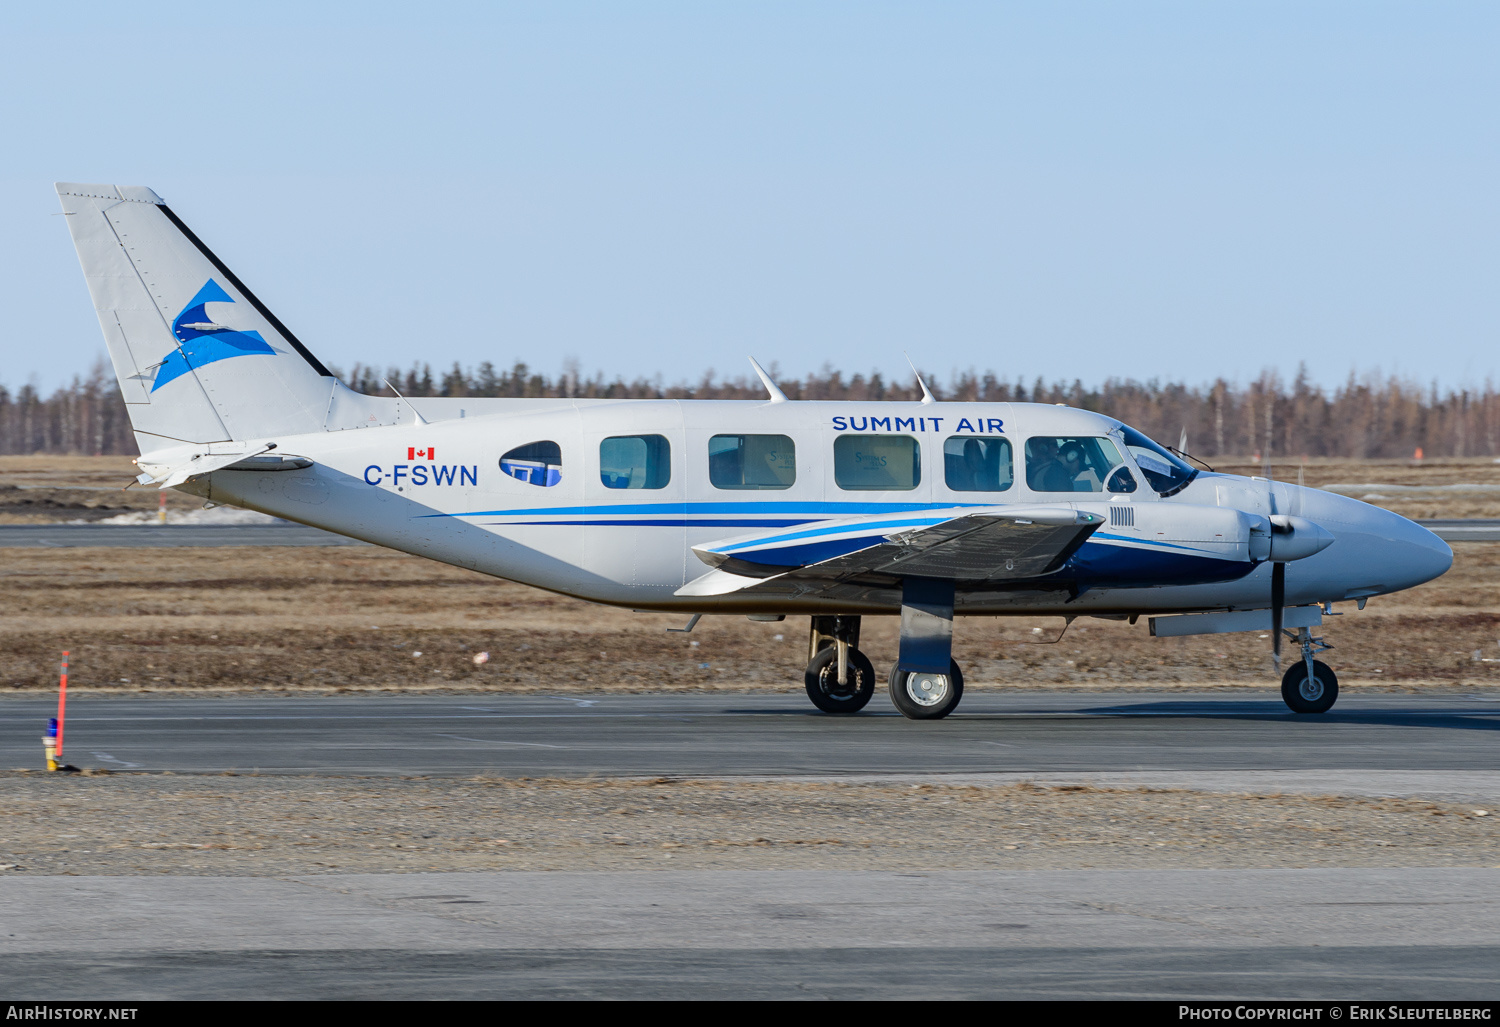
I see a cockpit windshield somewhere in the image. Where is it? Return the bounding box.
[1118,425,1198,496]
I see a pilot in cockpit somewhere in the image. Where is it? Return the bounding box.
[1026,438,1075,492]
[1060,441,1103,491]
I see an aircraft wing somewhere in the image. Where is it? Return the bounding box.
[677,506,1102,599]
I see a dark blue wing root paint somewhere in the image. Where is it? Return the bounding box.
[1060,540,1255,589]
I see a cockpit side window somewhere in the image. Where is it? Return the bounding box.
[500,441,561,487]
[1118,425,1197,496]
[1025,436,1125,493]
[943,436,1012,492]
[1106,466,1138,494]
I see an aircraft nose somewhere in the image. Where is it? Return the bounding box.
[1291,485,1452,596]
[1389,515,1454,589]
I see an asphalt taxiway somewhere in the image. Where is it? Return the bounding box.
[5,691,1496,780]
[0,523,360,547]
[3,869,1497,999]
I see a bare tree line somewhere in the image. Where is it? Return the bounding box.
[5,356,1498,461]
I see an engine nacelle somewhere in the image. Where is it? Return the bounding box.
[1268,514,1335,562]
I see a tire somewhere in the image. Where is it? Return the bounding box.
[804,646,876,714]
[888,660,965,720]
[1281,659,1339,714]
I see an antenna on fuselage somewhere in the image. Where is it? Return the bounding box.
[382,378,428,426]
[904,352,937,405]
[748,357,788,403]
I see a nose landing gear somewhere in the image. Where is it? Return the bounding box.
[1280,626,1339,713]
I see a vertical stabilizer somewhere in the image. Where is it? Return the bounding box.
[56,183,396,447]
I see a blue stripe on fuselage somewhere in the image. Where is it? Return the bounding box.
[422,500,989,519]
[491,519,817,528]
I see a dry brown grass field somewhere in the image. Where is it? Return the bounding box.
[2,454,1498,694]
[4,773,1494,875]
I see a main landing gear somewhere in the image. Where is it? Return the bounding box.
[805,615,875,713]
[888,661,965,720]
[803,578,966,721]
[1280,625,1339,714]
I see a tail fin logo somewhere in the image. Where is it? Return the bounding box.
[153,280,276,391]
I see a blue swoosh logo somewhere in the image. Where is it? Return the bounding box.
[152,280,275,391]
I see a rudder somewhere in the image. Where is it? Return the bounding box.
[56,183,393,448]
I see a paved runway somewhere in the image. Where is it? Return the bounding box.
[1418,518,1500,542]
[1,519,1494,546]
[8,692,1498,999]
[6,692,1498,780]
[0,523,362,546]
[3,869,1496,999]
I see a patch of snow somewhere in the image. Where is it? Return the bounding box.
[82,507,285,525]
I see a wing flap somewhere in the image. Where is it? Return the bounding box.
[677,506,1101,599]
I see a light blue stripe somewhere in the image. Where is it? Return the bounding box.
[714,517,950,553]
[420,500,989,520]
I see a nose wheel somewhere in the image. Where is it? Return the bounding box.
[1281,659,1338,713]
[1279,626,1339,713]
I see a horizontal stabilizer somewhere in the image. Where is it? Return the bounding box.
[135,442,280,489]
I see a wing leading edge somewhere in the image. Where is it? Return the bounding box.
[677,506,1102,600]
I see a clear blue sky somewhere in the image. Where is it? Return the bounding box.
[3,1,1497,392]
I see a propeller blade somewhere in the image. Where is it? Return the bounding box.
[1271,562,1285,672]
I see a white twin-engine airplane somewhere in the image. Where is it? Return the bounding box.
[57,183,1453,720]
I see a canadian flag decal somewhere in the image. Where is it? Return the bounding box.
[408,447,436,460]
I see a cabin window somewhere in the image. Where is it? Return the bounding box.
[1025,436,1125,493]
[600,434,671,489]
[709,434,796,490]
[833,435,920,491]
[499,441,562,487]
[943,436,1013,492]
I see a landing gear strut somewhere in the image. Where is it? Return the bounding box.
[888,577,965,720]
[804,615,875,713]
[1280,625,1339,714]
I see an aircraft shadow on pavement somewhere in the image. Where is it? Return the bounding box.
[1071,700,1500,733]
[726,701,1500,733]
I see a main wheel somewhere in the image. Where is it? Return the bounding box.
[888,660,965,720]
[1281,659,1339,714]
[804,646,876,714]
